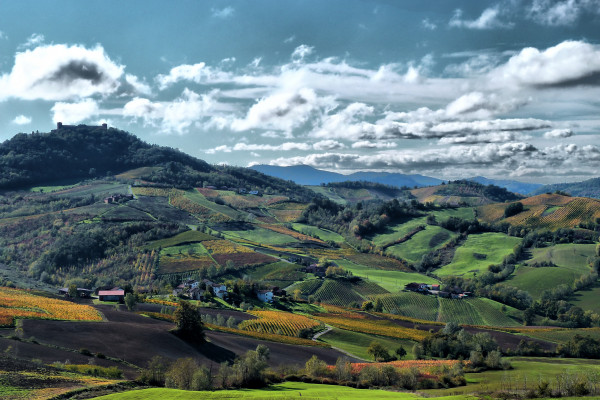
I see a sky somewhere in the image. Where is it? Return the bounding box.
[1,0,599,184]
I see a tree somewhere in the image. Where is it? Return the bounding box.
[293,289,302,301]
[374,298,384,313]
[174,301,204,341]
[395,346,407,360]
[362,300,374,311]
[504,202,524,218]
[165,357,196,390]
[68,284,78,298]
[305,355,328,378]
[124,293,137,311]
[367,341,390,361]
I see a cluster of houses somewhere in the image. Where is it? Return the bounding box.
[303,263,327,277]
[58,286,125,302]
[103,194,134,204]
[173,279,285,303]
[404,282,472,299]
[204,186,261,196]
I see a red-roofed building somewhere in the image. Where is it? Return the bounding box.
[98,289,125,302]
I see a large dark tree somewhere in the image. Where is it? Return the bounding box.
[174,301,204,341]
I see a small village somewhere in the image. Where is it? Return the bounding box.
[404,282,472,299]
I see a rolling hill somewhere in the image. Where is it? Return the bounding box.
[534,176,600,199]
[410,180,523,206]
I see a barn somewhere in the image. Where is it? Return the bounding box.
[98,289,125,302]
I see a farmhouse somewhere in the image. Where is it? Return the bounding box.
[98,289,125,302]
[257,289,274,303]
[304,263,326,277]
[104,194,134,204]
[404,282,429,292]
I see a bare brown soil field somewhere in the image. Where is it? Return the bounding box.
[19,305,357,374]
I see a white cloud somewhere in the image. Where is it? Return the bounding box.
[351,141,397,149]
[489,41,600,89]
[156,62,232,89]
[421,18,437,30]
[211,6,234,18]
[18,33,44,49]
[123,88,218,134]
[230,87,336,134]
[449,7,513,30]
[544,128,573,138]
[51,98,99,124]
[125,74,152,96]
[291,44,314,63]
[0,31,6,40]
[528,0,600,26]
[284,35,296,43]
[12,115,31,125]
[0,44,124,101]
[313,140,346,150]
[266,142,538,171]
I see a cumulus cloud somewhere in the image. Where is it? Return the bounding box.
[449,7,513,29]
[489,41,600,88]
[51,98,99,124]
[528,0,600,26]
[230,88,336,133]
[156,62,232,89]
[212,6,234,18]
[123,88,218,134]
[18,33,44,49]
[544,128,573,138]
[421,18,437,30]
[12,115,31,125]
[351,141,397,149]
[266,142,538,171]
[0,44,124,101]
[124,74,152,96]
[205,140,345,153]
[291,44,314,63]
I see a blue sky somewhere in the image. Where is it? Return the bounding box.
[1,0,599,183]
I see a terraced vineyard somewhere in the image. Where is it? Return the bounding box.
[372,292,521,326]
[438,298,521,326]
[374,292,439,321]
[238,310,321,337]
[313,280,367,307]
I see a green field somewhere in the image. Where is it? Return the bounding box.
[371,217,428,247]
[374,292,522,325]
[435,233,522,277]
[318,328,417,360]
[430,207,475,221]
[307,185,350,204]
[507,244,595,299]
[292,223,345,243]
[571,285,600,313]
[145,230,216,249]
[29,183,78,192]
[161,242,210,257]
[246,261,306,282]
[185,190,244,219]
[335,259,437,292]
[223,227,299,245]
[92,382,474,399]
[519,327,600,344]
[425,357,600,398]
[386,226,456,263]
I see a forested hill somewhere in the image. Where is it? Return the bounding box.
[0,125,315,200]
[534,177,600,199]
[0,125,211,189]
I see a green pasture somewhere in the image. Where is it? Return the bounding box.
[386,226,456,263]
[507,243,595,299]
[92,382,475,399]
[145,230,216,249]
[519,327,600,344]
[306,186,349,204]
[161,243,210,258]
[247,261,305,281]
[435,233,521,277]
[223,227,298,246]
[61,182,130,197]
[318,328,417,361]
[528,243,596,269]
[571,285,600,313]
[292,223,345,243]
[29,183,78,193]
[430,207,475,221]
[370,217,428,247]
[425,357,600,398]
[185,190,244,219]
[335,259,437,292]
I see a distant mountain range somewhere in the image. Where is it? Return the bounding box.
[250,165,543,195]
[532,177,600,199]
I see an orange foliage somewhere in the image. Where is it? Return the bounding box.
[239,310,320,337]
[0,287,102,326]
